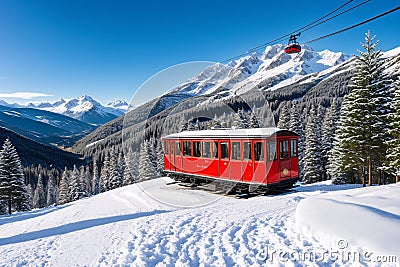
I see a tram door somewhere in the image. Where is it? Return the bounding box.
[170,141,175,171]
[175,141,183,172]
[242,141,254,183]
[253,141,266,184]
[219,141,230,179]
[279,139,291,179]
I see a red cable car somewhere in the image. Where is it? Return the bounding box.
[162,128,299,193]
[284,33,301,54]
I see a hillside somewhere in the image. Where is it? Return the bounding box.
[0,127,83,169]
[0,178,398,266]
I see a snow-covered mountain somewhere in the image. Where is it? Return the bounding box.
[170,44,349,100]
[105,99,130,113]
[34,95,125,125]
[0,178,398,265]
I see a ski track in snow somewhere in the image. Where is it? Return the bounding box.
[0,179,372,266]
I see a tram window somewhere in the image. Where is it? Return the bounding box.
[170,142,174,155]
[232,142,241,160]
[193,141,201,157]
[267,142,277,161]
[202,142,211,158]
[290,139,297,158]
[175,142,181,156]
[280,140,289,159]
[212,142,218,158]
[254,142,264,161]
[220,142,229,159]
[183,141,192,156]
[243,142,251,160]
[164,141,169,155]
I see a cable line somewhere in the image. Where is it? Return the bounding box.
[304,5,400,44]
[221,0,360,63]
[221,0,371,63]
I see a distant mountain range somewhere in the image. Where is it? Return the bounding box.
[0,95,130,126]
[0,104,96,147]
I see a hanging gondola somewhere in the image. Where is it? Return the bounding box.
[284,33,301,54]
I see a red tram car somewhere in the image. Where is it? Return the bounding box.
[162,128,299,193]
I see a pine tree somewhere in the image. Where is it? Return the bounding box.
[78,166,89,198]
[33,174,46,208]
[46,174,56,207]
[92,161,100,195]
[123,149,139,185]
[386,77,400,182]
[139,141,158,180]
[0,138,30,214]
[156,140,164,176]
[289,101,304,180]
[57,167,70,205]
[277,103,290,129]
[211,114,222,129]
[109,148,122,190]
[232,109,249,129]
[69,165,81,201]
[100,153,111,192]
[302,105,322,184]
[321,100,340,180]
[330,94,362,184]
[249,110,260,128]
[330,32,389,186]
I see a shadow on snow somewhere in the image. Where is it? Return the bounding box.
[0,204,72,226]
[0,209,170,246]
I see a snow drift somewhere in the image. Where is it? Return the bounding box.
[296,183,400,262]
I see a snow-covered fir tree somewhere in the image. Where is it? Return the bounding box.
[109,148,123,190]
[277,102,290,129]
[330,32,389,186]
[386,77,400,182]
[46,174,56,207]
[123,148,139,185]
[139,140,158,180]
[232,109,249,129]
[92,161,100,195]
[79,166,89,198]
[321,99,340,180]
[289,101,304,180]
[33,174,46,208]
[100,153,111,192]
[69,165,81,201]
[213,114,223,129]
[57,167,70,205]
[302,105,322,184]
[0,138,30,214]
[156,140,164,176]
[249,109,260,128]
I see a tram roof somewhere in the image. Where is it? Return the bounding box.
[163,128,298,139]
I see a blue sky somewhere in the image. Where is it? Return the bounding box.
[0,0,399,105]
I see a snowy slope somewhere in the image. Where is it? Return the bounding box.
[1,178,397,266]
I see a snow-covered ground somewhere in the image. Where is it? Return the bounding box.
[0,178,398,266]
